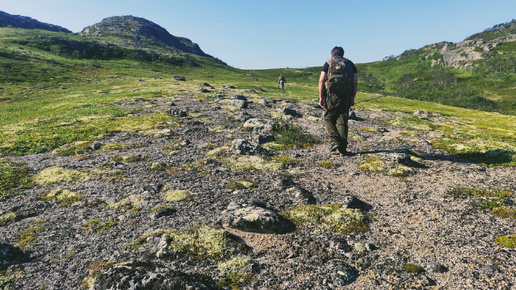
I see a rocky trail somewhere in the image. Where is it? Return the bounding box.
[1,83,515,289]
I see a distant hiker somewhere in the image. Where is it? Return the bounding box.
[318,46,358,155]
[278,74,286,90]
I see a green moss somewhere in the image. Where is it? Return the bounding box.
[162,186,196,202]
[34,166,98,186]
[359,156,387,173]
[403,263,425,274]
[447,187,514,217]
[389,116,436,131]
[495,235,516,248]
[0,159,32,200]
[318,161,333,168]
[110,154,145,163]
[103,170,127,182]
[79,219,117,234]
[15,219,46,251]
[167,224,247,261]
[51,141,93,156]
[0,210,19,227]
[282,204,369,235]
[273,155,301,167]
[181,160,205,172]
[99,142,144,152]
[106,196,143,211]
[225,180,258,190]
[0,266,26,289]
[217,255,254,288]
[221,156,283,171]
[42,188,85,206]
[492,207,516,219]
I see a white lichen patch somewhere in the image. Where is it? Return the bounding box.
[43,188,85,206]
[34,166,98,186]
[221,156,283,171]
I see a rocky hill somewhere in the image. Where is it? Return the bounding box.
[0,10,71,33]
[81,16,208,57]
[1,80,514,289]
[399,20,516,70]
[358,20,516,115]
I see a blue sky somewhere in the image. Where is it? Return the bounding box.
[2,0,515,69]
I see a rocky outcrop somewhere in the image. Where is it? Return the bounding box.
[80,15,207,56]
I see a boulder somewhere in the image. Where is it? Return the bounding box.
[219,201,291,234]
[229,139,268,156]
[243,118,275,134]
[90,261,220,289]
[284,186,316,206]
[172,76,186,81]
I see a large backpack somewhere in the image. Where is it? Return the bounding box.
[325,58,353,99]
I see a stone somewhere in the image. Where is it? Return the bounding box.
[281,108,301,118]
[167,107,187,117]
[173,76,186,81]
[229,99,247,109]
[90,261,220,289]
[219,202,291,234]
[243,118,275,134]
[284,186,316,205]
[229,139,268,156]
[327,260,359,287]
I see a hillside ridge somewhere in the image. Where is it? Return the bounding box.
[0,10,71,33]
[80,15,208,57]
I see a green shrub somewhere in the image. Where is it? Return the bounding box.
[403,263,425,274]
[272,123,320,150]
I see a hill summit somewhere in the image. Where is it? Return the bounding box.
[81,15,207,57]
[0,10,71,33]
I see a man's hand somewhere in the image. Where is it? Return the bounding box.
[319,97,326,109]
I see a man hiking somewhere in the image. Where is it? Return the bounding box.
[318,46,358,155]
[278,73,286,90]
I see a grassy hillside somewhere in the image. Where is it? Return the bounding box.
[0,27,515,166]
[357,20,516,115]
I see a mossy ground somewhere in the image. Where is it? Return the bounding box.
[15,219,46,251]
[42,189,85,206]
[33,166,98,186]
[495,235,516,248]
[447,187,515,219]
[281,204,369,235]
[0,159,32,200]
